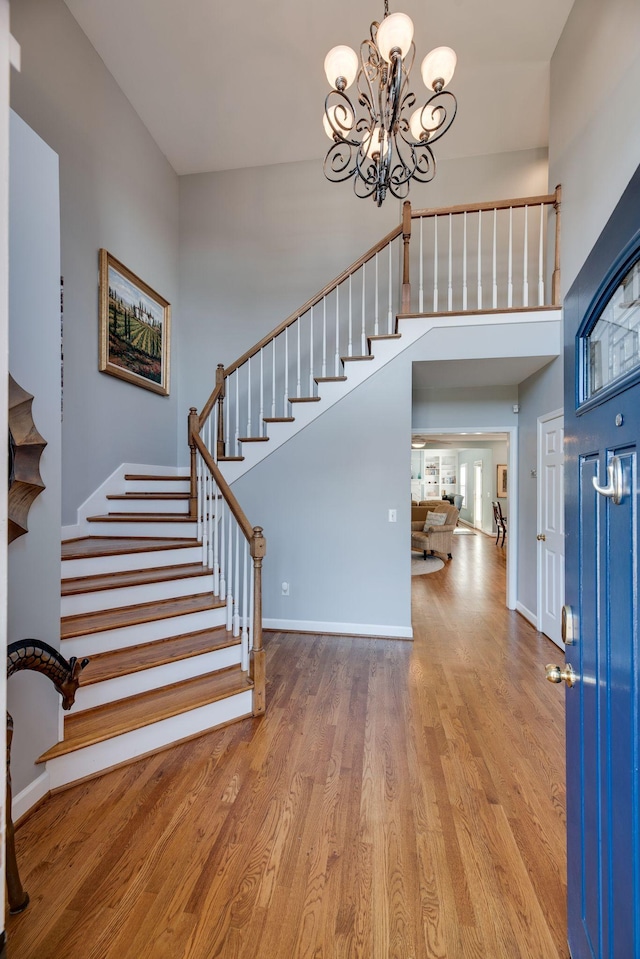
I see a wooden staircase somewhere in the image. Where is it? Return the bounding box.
[41,473,254,790]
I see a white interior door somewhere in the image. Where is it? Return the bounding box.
[537,409,564,647]
[473,461,483,529]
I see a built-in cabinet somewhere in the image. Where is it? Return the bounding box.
[411,449,458,501]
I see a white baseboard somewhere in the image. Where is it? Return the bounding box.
[263,618,413,639]
[516,601,538,629]
[12,770,50,822]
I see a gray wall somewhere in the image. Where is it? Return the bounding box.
[10,0,181,524]
[549,0,640,295]
[413,385,518,431]
[8,113,61,794]
[177,148,549,439]
[232,357,412,635]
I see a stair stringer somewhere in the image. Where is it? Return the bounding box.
[220,309,562,486]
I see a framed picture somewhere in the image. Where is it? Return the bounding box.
[99,249,170,395]
[497,463,507,498]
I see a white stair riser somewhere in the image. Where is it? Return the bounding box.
[87,520,197,538]
[45,691,253,790]
[124,480,190,494]
[61,545,203,578]
[61,572,214,616]
[63,606,226,658]
[106,499,190,515]
[73,645,241,711]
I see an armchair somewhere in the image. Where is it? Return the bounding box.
[411,504,460,561]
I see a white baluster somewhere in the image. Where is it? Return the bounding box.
[309,306,315,395]
[197,451,205,563]
[213,415,220,596]
[538,203,545,305]
[226,510,233,632]
[523,205,529,307]
[361,263,366,355]
[259,347,264,436]
[462,212,468,311]
[374,252,379,335]
[419,217,424,313]
[234,372,240,456]
[334,285,340,376]
[246,356,251,437]
[225,373,230,459]
[296,320,301,398]
[348,274,353,357]
[271,337,276,419]
[492,208,497,309]
[241,540,249,671]
[477,211,482,310]
[284,326,289,415]
[387,241,393,333]
[249,556,255,652]
[206,418,213,571]
[322,296,327,378]
[508,207,513,309]
[433,215,438,312]
[219,498,226,602]
[447,213,453,312]
[233,525,240,637]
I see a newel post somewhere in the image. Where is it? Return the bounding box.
[552,184,562,307]
[250,526,267,716]
[216,363,226,460]
[188,407,198,520]
[401,199,412,314]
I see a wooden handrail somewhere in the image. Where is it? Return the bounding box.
[191,430,255,543]
[411,192,558,220]
[223,222,404,379]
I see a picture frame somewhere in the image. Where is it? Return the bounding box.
[99,249,170,395]
[497,463,507,498]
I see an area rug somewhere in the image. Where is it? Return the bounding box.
[411,553,445,575]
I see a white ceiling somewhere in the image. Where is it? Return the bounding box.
[62,0,575,176]
[412,354,557,389]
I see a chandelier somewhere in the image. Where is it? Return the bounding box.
[322,1,457,206]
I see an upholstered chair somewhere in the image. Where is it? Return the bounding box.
[411,504,460,561]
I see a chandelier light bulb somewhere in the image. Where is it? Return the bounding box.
[376,12,414,62]
[323,104,355,140]
[324,45,359,89]
[409,108,429,142]
[364,127,388,159]
[421,46,457,91]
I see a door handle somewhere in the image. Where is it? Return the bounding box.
[592,455,624,505]
[536,533,546,541]
[545,663,577,688]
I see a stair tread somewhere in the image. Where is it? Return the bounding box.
[263,417,295,423]
[87,513,194,523]
[107,492,189,500]
[288,396,321,403]
[219,456,244,462]
[315,376,347,383]
[62,563,212,596]
[38,667,252,761]
[61,593,224,639]
[62,537,200,560]
[341,354,374,361]
[368,333,401,340]
[79,627,239,686]
[124,474,189,482]
[238,436,269,443]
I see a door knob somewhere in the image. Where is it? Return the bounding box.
[545,663,577,687]
[537,533,546,541]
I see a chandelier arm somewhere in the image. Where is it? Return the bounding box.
[324,90,360,145]
[413,90,458,146]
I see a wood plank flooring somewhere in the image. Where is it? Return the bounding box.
[7,531,569,958]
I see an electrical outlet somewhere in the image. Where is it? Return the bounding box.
[388,509,397,523]
[281,581,290,596]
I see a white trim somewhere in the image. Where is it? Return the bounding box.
[9,33,19,71]
[263,618,413,639]
[516,601,538,629]
[12,770,50,822]
[410,426,518,610]
[536,408,565,646]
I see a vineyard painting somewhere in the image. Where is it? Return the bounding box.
[99,249,171,395]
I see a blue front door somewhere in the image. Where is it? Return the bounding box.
[564,167,640,959]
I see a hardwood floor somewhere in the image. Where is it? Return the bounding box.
[7,531,568,958]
